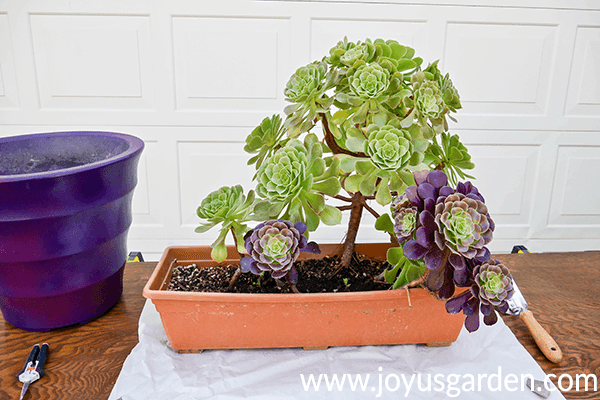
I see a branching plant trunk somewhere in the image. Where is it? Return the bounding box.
[337,191,364,271]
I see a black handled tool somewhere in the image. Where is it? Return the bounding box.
[17,343,49,400]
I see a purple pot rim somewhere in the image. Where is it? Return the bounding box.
[0,131,144,182]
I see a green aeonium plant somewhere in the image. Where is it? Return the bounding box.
[193,36,509,332]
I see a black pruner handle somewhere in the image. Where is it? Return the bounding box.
[17,344,40,378]
[36,343,49,377]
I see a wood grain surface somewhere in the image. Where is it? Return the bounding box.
[496,251,600,399]
[0,263,154,400]
[0,252,598,399]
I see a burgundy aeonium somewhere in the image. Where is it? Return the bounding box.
[240,219,320,281]
[445,259,513,332]
[391,169,498,316]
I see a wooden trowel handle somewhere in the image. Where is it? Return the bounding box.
[519,310,563,363]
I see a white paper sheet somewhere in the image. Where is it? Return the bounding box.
[109,300,565,400]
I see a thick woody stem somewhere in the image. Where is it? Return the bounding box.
[336,191,364,271]
[320,113,367,158]
[227,227,245,290]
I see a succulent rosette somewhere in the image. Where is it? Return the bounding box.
[434,193,493,259]
[445,259,514,332]
[245,114,287,172]
[414,80,444,120]
[349,63,390,99]
[253,135,342,232]
[256,144,308,203]
[390,196,418,242]
[364,124,413,171]
[195,185,256,262]
[240,220,320,280]
[283,61,336,137]
[394,170,494,299]
[284,62,327,104]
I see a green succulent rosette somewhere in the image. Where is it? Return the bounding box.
[245,114,287,172]
[364,124,412,171]
[195,185,256,262]
[424,60,462,112]
[349,63,390,99]
[338,117,427,206]
[424,132,475,186]
[283,61,337,137]
[414,80,444,121]
[254,134,342,231]
[434,192,493,259]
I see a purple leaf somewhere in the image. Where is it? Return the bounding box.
[288,266,299,284]
[483,310,498,326]
[426,264,445,291]
[405,186,423,208]
[303,241,321,254]
[424,246,444,270]
[445,291,471,314]
[417,182,436,201]
[419,210,437,231]
[423,197,436,214]
[416,226,434,248]
[465,312,480,333]
[439,186,454,197]
[299,234,308,248]
[240,257,254,273]
[480,302,493,316]
[403,240,428,260]
[497,301,509,314]
[448,254,466,270]
[294,221,307,234]
[426,170,448,189]
[453,267,469,286]
[414,170,429,186]
[463,296,479,316]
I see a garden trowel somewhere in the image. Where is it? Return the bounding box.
[504,279,563,364]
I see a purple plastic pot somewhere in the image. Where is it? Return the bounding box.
[0,131,144,331]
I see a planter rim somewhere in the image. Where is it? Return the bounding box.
[143,244,450,305]
[0,131,144,182]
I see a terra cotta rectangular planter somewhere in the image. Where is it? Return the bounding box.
[143,243,464,351]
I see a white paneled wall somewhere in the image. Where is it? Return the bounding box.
[1,0,599,260]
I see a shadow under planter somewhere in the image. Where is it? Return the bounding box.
[0,131,144,331]
[143,243,464,352]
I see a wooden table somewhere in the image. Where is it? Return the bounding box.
[1,252,598,399]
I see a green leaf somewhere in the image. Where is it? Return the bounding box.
[375,213,394,234]
[253,200,284,219]
[384,262,401,284]
[309,157,326,177]
[399,170,416,186]
[373,112,388,127]
[393,260,426,289]
[387,246,405,266]
[302,198,320,231]
[352,103,369,125]
[306,192,325,213]
[211,240,228,263]
[320,156,341,180]
[375,177,392,205]
[359,171,377,196]
[389,172,403,192]
[396,59,416,72]
[312,176,341,196]
[344,174,363,193]
[194,222,216,234]
[320,204,342,226]
[338,154,358,173]
[356,159,374,175]
[346,136,366,153]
